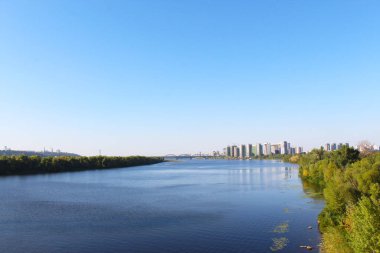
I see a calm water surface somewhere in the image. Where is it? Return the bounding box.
[0,159,323,253]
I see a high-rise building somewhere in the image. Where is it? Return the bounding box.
[271,144,281,154]
[296,147,303,154]
[281,141,288,154]
[232,146,240,158]
[263,143,271,155]
[338,143,343,150]
[226,146,231,157]
[240,144,246,158]
[247,144,253,158]
[325,143,330,151]
[271,145,276,154]
[331,143,337,151]
[256,143,263,156]
[231,145,237,157]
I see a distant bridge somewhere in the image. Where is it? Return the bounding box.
[163,154,215,160]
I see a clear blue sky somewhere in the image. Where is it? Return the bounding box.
[1,0,379,156]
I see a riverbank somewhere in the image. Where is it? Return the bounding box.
[0,155,164,176]
[296,147,380,253]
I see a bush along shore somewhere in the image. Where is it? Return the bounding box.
[292,146,380,253]
[0,155,164,176]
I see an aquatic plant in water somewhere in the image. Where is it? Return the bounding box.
[270,237,289,251]
[273,222,289,233]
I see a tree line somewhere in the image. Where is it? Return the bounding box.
[0,155,164,176]
[293,146,379,253]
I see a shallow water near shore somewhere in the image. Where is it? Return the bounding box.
[0,159,323,253]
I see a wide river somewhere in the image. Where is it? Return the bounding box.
[0,159,323,253]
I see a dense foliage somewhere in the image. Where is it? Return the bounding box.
[0,155,164,176]
[297,147,380,253]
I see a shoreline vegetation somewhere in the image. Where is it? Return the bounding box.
[0,155,164,176]
[288,147,379,253]
[225,148,379,252]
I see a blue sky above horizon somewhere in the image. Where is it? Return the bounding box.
[1,0,379,156]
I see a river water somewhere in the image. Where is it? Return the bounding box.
[0,159,323,253]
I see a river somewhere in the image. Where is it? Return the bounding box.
[0,159,323,253]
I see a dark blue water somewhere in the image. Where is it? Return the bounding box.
[0,159,323,253]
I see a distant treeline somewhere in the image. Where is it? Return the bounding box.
[0,150,79,157]
[0,155,164,176]
[292,147,379,253]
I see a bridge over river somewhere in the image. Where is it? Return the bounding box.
[163,154,216,160]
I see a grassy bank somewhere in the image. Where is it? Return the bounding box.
[294,147,380,253]
[0,155,164,176]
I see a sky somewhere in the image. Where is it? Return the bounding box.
[0,0,379,156]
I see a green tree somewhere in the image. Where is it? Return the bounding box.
[346,197,380,253]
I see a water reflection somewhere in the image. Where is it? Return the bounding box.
[301,180,324,200]
[227,166,295,190]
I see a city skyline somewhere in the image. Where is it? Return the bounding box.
[1,139,379,157]
[224,141,303,158]
[1,1,380,156]
[4,140,380,157]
